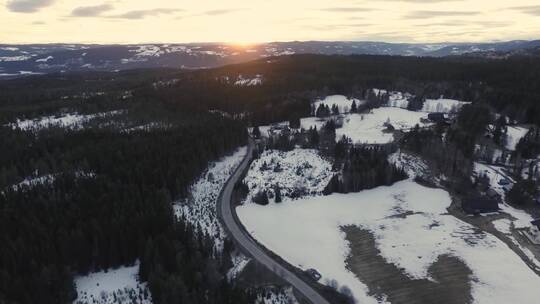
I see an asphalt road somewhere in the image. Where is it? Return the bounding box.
[217,139,331,304]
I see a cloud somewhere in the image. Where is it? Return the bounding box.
[6,0,55,13]
[203,9,245,16]
[418,20,511,28]
[319,7,376,13]
[510,5,540,16]
[112,8,181,19]
[404,10,479,19]
[71,4,114,17]
[376,0,463,2]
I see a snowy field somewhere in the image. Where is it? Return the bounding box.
[313,95,364,114]
[505,126,529,150]
[243,149,333,203]
[7,110,124,131]
[74,262,151,304]
[336,109,429,144]
[421,98,471,113]
[237,179,540,303]
[174,147,247,251]
[301,108,429,144]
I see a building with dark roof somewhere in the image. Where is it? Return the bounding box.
[462,196,499,215]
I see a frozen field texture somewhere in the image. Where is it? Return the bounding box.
[237,180,540,304]
[74,262,151,304]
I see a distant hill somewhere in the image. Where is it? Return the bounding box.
[2,40,540,78]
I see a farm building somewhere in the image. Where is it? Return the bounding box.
[462,196,499,215]
[527,219,540,245]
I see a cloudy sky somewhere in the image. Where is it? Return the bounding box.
[1,0,539,44]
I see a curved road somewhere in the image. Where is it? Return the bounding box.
[217,139,331,304]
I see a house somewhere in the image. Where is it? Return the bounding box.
[427,112,446,123]
[462,196,499,215]
[526,219,540,245]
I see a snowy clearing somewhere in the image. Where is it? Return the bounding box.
[237,180,540,304]
[174,147,247,251]
[313,95,364,114]
[243,149,333,203]
[421,98,471,113]
[335,109,429,144]
[8,110,124,131]
[74,262,151,304]
[505,126,529,151]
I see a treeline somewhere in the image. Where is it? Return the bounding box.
[401,104,492,193]
[4,54,540,128]
[324,137,408,194]
[0,108,249,303]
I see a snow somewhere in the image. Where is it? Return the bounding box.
[234,74,263,86]
[421,98,471,113]
[313,95,364,114]
[372,89,411,109]
[505,126,529,151]
[8,110,124,131]
[9,171,95,192]
[388,151,430,179]
[473,162,533,228]
[331,108,428,144]
[35,56,53,62]
[174,147,247,251]
[74,261,151,304]
[255,287,299,304]
[227,254,251,281]
[0,55,31,62]
[237,180,540,304]
[243,149,333,203]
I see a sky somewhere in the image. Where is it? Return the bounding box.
[1,0,539,44]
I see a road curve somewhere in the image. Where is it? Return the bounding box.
[217,138,331,304]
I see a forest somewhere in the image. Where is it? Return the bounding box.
[1,52,540,303]
[0,93,250,303]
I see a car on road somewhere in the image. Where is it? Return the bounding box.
[305,268,322,281]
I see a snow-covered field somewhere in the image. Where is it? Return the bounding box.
[7,110,124,131]
[421,98,470,113]
[301,108,429,144]
[313,95,364,114]
[237,179,540,303]
[335,108,429,144]
[74,262,151,304]
[505,126,529,150]
[174,147,247,251]
[243,149,333,203]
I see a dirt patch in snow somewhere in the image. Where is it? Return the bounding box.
[343,226,472,304]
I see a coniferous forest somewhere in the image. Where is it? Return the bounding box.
[1,53,540,303]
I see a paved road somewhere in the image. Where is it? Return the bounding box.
[217,139,331,304]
